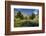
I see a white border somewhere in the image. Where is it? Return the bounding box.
[11,5,42,31]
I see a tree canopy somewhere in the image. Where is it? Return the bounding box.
[29,12,35,19]
[15,11,24,19]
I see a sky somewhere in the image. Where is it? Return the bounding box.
[14,8,39,16]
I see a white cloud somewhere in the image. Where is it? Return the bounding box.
[33,10,38,15]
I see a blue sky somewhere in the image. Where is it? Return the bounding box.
[14,8,39,16]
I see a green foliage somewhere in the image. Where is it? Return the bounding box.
[29,16,31,19]
[14,11,39,27]
[15,11,24,19]
[30,13,35,19]
[24,16,27,20]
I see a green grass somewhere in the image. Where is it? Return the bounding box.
[14,17,39,27]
